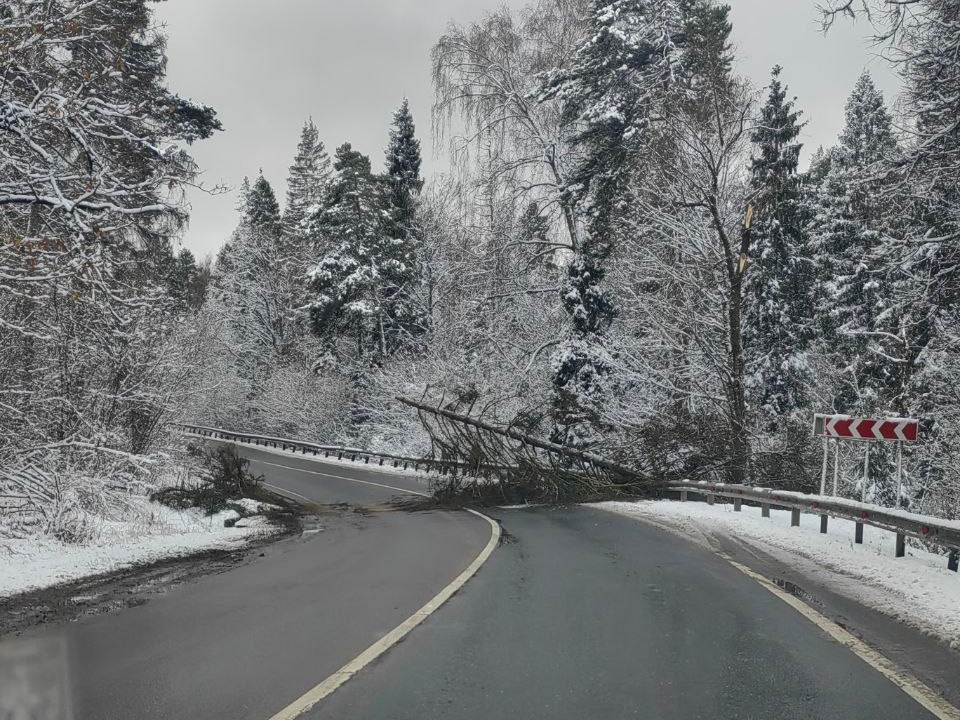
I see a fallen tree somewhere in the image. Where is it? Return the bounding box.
[398,395,657,504]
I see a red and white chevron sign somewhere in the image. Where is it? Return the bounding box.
[813,413,918,442]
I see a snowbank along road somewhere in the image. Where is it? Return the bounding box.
[3,439,960,720]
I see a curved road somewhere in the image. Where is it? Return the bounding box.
[5,441,954,719]
[311,505,943,720]
[8,443,490,720]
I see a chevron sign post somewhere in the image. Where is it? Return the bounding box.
[812,414,920,530]
[812,414,919,442]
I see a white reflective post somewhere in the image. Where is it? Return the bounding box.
[862,441,870,503]
[820,436,829,495]
[832,439,840,496]
[895,440,903,508]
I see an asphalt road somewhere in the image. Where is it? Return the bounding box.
[4,444,490,720]
[3,442,952,720]
[310,505,941,720]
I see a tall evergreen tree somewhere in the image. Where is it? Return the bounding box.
[385,99,424,230]
[807,72,900,415]
[283,119,331,244]
[743,66,813,430]
[306,143,421,361]
[540,0,691,447]
[682,0,734,115]
[167,249,210,312]
[246,172,282,236]
[215,172,300,390]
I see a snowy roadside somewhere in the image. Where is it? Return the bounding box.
[594,499,960,649]
[0,498,282,599]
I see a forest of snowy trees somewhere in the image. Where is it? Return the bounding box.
[3,0,960,541]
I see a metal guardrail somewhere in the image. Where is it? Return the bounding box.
[178,424,510,477]
[668,481,960,571]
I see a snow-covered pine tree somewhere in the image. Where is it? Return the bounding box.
[383,99,428,344]
[892,2,960,512]
[821,1,960,512]
[540,0,690,448]
[246,173,282,234]
[807,72,900,415]
[837,72,898,169]
[283,119,331,246]
[306,143,421,362]
[0,0,220,461]
[214,172,300,394]
[385,99,424,231]
[743,66,814,434]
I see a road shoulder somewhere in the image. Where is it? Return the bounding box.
[594,499,960,712]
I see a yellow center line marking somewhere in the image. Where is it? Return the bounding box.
[719,552,960,720]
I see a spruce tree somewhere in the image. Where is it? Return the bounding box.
[306,143,421,361]
[167,248,209,311]
[808,72,900,414]
[246,172,282,236]
[743,66,813,430]
[382,99,427,342]
[215,172,300,390]
[540,0,692,447]
[283,119,331,244]
[385,99,424,230]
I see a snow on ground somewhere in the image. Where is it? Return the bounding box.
[596,499,960,649]
[231,497,280,514]
[0,501,279,599]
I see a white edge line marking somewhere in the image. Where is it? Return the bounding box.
[719,553,960,720]
[266,508,500,720]
[261,482,317,505]
[206,440,500,720]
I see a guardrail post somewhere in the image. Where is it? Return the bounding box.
[791,509,800,527]
[761,503,770,518]
[855,522,864,544]
[820,515,828,534]
[948,550,959,573]
[895,533,905,558]
[707,493,715,506]
[733,497,742,512]
[379,457,384,466]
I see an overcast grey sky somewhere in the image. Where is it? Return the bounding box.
[154,0,898,259]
